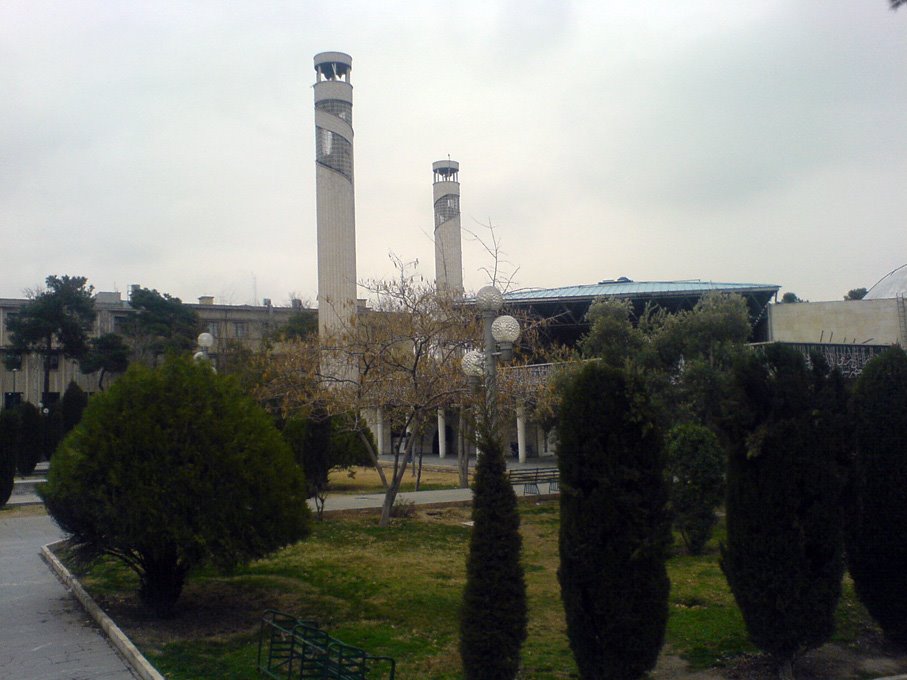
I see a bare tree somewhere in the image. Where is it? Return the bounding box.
[259,258,480,526]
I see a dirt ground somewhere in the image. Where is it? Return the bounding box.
[652,639,907,680]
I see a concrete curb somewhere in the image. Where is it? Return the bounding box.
[40,540,165,680]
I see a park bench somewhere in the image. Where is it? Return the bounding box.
[507,467,559,496]
[258,610,396,679]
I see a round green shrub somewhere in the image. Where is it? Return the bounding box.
[41,356,311,616]
[665,423,725,555]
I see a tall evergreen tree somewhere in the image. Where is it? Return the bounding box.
[5,275,96,400]
[283,403,332,518]
[721,344,849,678]
[459,420,527,680]
[126,287,200,365]
[0,409,20,507]
[558,362,671,679]
[16,402,43,475]
[80,333,130,389]
[847,346,907,645]
[60,381,89,434]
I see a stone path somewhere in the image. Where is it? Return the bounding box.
[0,513,138,679]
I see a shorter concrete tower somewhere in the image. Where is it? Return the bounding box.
[314,51,356,337]
[433,160,463,296]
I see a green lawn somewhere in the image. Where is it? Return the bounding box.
[71,503,876,679]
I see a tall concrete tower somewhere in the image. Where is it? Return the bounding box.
[314,51,356,336]
[432,159,463,296]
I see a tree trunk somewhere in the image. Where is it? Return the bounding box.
[378,445,413,527]
[139,554,187,618]
[42,336,53,403]
[458,410,471,488]
[777,658,794,680]
[358,429,389,489]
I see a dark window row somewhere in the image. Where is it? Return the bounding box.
[434,194,460,226]
[316,127,353,180]
[316,99,352,125]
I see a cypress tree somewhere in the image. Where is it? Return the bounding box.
[60,381,89,434]
[721,344,848,677]
[847,346,907,645]
[283,403,332,518]
[0,409,20,507]
[16,402,43,475]
[558,362,671,679]
[459,420,527,680]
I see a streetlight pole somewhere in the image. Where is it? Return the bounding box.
[462,285,521,444]
[194,332,215,372]
[459,284,528,676]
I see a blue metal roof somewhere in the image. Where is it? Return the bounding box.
[504,280,780,303]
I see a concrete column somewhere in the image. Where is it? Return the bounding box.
[375,407,385,456]
[437,409,447,459]
[516,404,527,464]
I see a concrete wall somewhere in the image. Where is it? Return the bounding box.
[768,298,903,346]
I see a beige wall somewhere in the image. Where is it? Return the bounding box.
[768,298,904,346]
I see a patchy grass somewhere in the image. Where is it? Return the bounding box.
[327,464,468,494]
[0,503,47,518]
[66,502,894,680]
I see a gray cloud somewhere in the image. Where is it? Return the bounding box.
[0,0,904,304]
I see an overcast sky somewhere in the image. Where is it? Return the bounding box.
[1,1,905,306]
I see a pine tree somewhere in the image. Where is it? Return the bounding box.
[459,420,527,680]
[847,346,907,645]
[558,362,671,679]
[721,344,848,676]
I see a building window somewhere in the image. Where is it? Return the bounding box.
[113,315,130,334]
[434,194,460,225]
[315,126,353,180]
[233,322,248,339]
[315,99,352,125]
[48,354,60,370]
[207,323,218,338]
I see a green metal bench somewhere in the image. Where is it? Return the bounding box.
[507,467,560,495]
[258,610,396,679]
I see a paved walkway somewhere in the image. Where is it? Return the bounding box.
[0,513,138,679]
